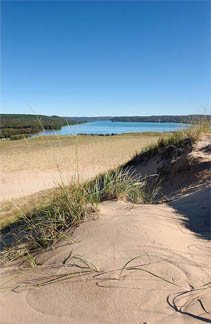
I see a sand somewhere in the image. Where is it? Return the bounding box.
[0,188,210,323]
[0,133,165,202]
[0,133,210,323]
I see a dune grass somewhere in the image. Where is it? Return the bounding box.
[0,167,161,264]
[128,121,210,165]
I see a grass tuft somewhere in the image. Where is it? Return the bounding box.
[1,167,160,263]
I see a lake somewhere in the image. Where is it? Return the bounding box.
[34,121,190,137]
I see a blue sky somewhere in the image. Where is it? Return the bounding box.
[1,1,210,117]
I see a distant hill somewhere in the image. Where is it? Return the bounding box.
[64,115,211,124]
[0,114,77,139]
[64,117,113,122]
[111,115,211,123]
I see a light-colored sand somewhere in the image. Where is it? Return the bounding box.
[0,133,210,323]
[0,188,210,323]
[130,133,211,200]
[0,133,165,202]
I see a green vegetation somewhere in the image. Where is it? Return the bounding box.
[0,114,77,139]
[1,167,159,259]
[64,116,113,122]
[112,114,211,123]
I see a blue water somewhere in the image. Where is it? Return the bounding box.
[34,121,190,137]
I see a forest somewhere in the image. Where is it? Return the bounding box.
[0,114,76,139]
[111,115,211,123]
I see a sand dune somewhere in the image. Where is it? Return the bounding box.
[0,189,210,323]
[0,134,210,323]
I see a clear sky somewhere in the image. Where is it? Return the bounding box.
[1,1,210,117]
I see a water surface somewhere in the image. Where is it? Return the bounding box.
[34,121,189,137]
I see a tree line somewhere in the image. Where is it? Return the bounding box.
[0,114,76,140]
[111,115,211,123]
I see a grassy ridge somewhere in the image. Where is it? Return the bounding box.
[0,114,77,139]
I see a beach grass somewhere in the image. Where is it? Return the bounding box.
[0,166,160,262]
[128,121,210,165]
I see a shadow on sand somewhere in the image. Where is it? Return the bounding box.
[168,187,211,241]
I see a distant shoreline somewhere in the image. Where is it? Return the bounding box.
[65,114,211,124]
[1,114,209,141]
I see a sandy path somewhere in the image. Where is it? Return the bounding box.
[0,134,163,202]
[0,188,210,323]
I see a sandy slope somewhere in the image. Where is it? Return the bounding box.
[0,134,163,202]
[0,188,210,324]
[127,133,211,200]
